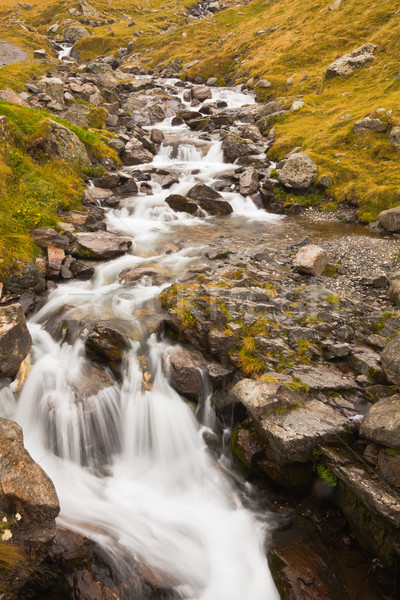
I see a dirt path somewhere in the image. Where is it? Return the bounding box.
[0,40,27,67]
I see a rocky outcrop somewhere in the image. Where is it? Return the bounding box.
[0,304,31,378]
[278,152,317,190]
[0,418,60,596]
[325,43,376,78]
[30,121,90,166]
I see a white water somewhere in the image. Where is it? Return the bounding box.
[1,82,281,599]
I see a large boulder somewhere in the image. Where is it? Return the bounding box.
[62,25,90,44]
[231,380,352,463]
[0,304,32,378]
[165,194,198,214]
[73,231,132,260]
[85,321,130,368]
[278,152,317,191]
[293,244,328,276]
[325,43,376,78]
[192,85,212,102]
[186,184,233,215]
[0,418,60,595]
[377,206,400,232]
[31,121,90,166]
[221,131,258,163]
[239,167,259,195]
[381,335,400,383]
[360,395,400,449]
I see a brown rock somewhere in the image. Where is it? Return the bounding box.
[73,231,132,260]
[293,244,328,276]
[0,304,32,377]
[47,246,65,279]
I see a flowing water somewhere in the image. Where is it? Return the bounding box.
[0,83,282,599]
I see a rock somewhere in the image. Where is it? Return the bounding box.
[290,99,304,111]
[256,79,272,89]
[388,126,400,148]
[86,60,112,74]
[389,272,400,304]
[231,381,351,463]
[353,116,387,133]
[221,131,258,163]
[278,152,317,191]
[239,167,259,195]
[30,227,69,250]
[0,88,29,106]
[38,77,64,104]
[381,336,400,383]
[206,77,218,86]
[325,43,376,78]
[33,49,46,59]
[162,346,205,401]
[4,262,45,294]
[73,232,132,260]
[360,395,400,449]
[290,365,356,391]
[377,450,400,488]
[150,128,164,144]
[0,418,59,596]
[268,516,350,600]
[377,206,400,232]
[192,85,212,102]
[350,346,385,383]
[0,304,32,377]
[293,244,328,276]
[122,138,154,165]
[165,194,199,214]
[63,25,90,44]
[320,175,333,188]
[85,321,130,368]
[31,121,90,166]
[47,246,65,279]
[186,183,233,215]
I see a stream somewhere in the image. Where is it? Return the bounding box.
[0,83,284,599]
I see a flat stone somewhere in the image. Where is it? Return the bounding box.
[73,231,132,260]
[290,365,356,391]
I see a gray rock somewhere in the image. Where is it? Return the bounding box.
[293,244,328,276]
[0,304,31,378]
[33,49,46,59]
[30,121,90,166]
[30,227,69,250]
[122,138,154,165]
[4,261,45,294]
[38,77,64,104]
[239,167,259,195]
[381,336,400,383]
[278,152,317,191]
[221,131,258,163]
[73,231,132,260]
[206,77,218,86]
[192,85,212,102]
[231,380,352,463]
[186,183,233,215]
[325,43,376,78]
[389,126,400,148]
[360,395,400,448]
[0,418,60,595]
[353,116,387,133]
[165,194,198,214]
[63,25,90,44]
[377,206,400,232]
[377,450,400,488]
[350,346,385,383]
[290,365,356,391]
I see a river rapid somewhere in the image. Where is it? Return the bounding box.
[0,82,283,599]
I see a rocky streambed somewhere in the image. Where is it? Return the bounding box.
[0,46,399,600]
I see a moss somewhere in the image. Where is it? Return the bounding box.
[323,264,341,278]
[326,294,341,305]
[315,464,338,487]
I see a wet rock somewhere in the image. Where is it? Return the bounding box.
[150,128,164,144]
[0,418,59,596]
[268,516,350,600]
[85,321,130,369]
[381,335,400,383]
[69,260,95,280]
[325,43,376,78]
[73,231,132,260]
[377,206,400,232]
[293,244,328,276]
[122,138,154,165]
[4,261,45,294]
[30,227,70,251]
[360,395,400,449]
[186,183,233,215]
[161,345,205,401]
[63,25,90,44]
[165,194,199,214]
[192,85,212,102]
[47,245,65,279]
[221,131,258,163]
[0,304,32,378]
[239,167,259,195]
[353,116,387,133]
[278,152,317,191]
[231,380,352,463]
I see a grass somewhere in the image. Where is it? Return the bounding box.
[0,101,117,277]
